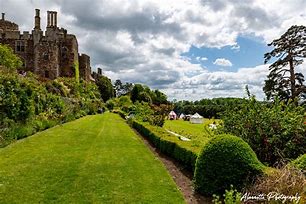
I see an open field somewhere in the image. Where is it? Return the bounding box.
[163,119,220,148]
[0,113,184,203]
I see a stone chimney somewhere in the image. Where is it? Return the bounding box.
[34,9,41,30]
[47,11,51,27]
[1,13,4,20]
[47,11,58,27]
[54,12,57,27]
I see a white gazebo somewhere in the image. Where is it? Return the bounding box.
[190,113,204,124]
[168,111,178,120]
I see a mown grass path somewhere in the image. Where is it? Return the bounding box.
[0,113,184,203]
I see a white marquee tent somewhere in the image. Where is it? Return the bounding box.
[168,111,177,120]
[190,113,203,124]
[179,113,185,119]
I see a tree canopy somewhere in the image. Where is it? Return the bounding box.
[0,44,22,70]
[114,79,133,97]
[95,75,115,102]
[263,25,306,102]
[130,83,168,105]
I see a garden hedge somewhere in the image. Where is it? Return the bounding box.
[193,134,265,195]
[130,120,198,171]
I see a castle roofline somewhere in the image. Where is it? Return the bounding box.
[0,13,19,31]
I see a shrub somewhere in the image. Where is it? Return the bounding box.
[148,115,165,127]
[194,134,265,196]
[221,97,306,166]
[0,44,22,70]
[106,100,115,110]
[0,72,37,122]
[212,185,242,204]
[138,91,152,104]
[147,104,173,127]
[291,154,306,172]
[131,101,154,122]
[0,71,103,147]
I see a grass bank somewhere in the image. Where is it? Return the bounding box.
[0,113,184,203]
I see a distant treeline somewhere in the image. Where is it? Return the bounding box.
[173,98,249,119]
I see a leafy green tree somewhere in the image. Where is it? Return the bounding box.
[114,79,134,97]
[123,82,133,95]
[95,75,114,102]
[131,101,154,122]
[138,91,152,104]
[0,44,22,71]
[130,84,144,102]
[114,79,123,97]
[152,90,168,105]
[118,95,132,107]
[118,95,133,112]
[220,96,306,166]
[173,98,247,119]
[263,25,306,102]
[130,84,168,105]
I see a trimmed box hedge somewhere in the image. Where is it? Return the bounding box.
[130,120,198,171]
[194,134,265,195]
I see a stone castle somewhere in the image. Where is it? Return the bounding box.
[0,9,92,81]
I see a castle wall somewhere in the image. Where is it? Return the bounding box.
[79,54,91,81]
[59,35,79,78]
[35,40,59,79]
[0,9,92,81]
[0,19,18,31]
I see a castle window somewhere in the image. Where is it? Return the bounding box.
[43,52,49,60]
[16,41,25,52]
[61,47,68,59]
[45,70,49,78]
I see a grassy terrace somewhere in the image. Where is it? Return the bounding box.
[0,113,184,203]
[163,119,219,150]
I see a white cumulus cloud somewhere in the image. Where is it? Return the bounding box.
[213,58,233,67]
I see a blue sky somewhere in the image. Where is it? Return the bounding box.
[182,36,271,72]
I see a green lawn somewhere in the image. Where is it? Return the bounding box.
[163,119,220,148]
[0,113,184,203]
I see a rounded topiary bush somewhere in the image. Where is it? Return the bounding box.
[194,134,265,196]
